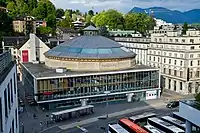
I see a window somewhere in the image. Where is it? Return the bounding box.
[190,54,194,58]
[158,57,160,62]
[164,52,166,55]
[174,70,177,76]
[169,69,171,75]
[4,90,8,117]
[12,120,14,133]
[196,71,200,77]
[174,53,177,57]
[169,39,173,42]
[190,72,193,78]
[180,71,183,78]
[180,61,183,66]
[10,80,13,103]
[174,81,177,91]
[175,39,178,42]
[164,58,166,63]
[14,74,16,94]
[198,60,200,65]
[149,56,151,60]
[154,51,156,54]
[7,84,11,110]
[153,57,155,61]
[174,60,177,65]
[169,53,172,56]
[154,38,157,42]
[169,59,171,64]
[191,46,195,50]
[164,68,166,73]
[15,109,18,129]
[0,98,2,131]
[159,38,162,42]
[182,39,185,42]
[191,61,193,66]
[190,39,194,43]
[198,54,200,58]
[169,79,171,89]
[180,82,183,90]
[180,54,183,58]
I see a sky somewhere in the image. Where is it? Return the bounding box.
[50,0,200,13]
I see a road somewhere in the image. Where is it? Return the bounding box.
[18,82,180,133]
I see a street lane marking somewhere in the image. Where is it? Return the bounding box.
[76,125,88,132]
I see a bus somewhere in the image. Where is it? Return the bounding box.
[147,117,184,133]
[51,105,94,122]
[129,113,157,124]
[160,116,185,130]
[118,118,149,133]
[143,125,165,133]
[108,124,129,133]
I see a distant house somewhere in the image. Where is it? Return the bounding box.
[13,16,47,35]
[56,27,79,40]
[72,20,85,30]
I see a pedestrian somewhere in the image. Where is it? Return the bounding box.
[33,114,36,119]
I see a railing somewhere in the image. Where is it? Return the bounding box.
[0,51,12,74]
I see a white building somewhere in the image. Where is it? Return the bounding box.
[0,51,19,133]
[114,37,150,65]
[149,30,200,94]
[154,18,172,27]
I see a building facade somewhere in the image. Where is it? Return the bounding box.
[0,52,19,133]
[149,30,200,94]
[20,26,161,110]
[173,100,200,133]
[114,37,150,65]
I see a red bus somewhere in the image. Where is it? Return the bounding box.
[119,118,149,133]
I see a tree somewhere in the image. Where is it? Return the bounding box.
[0,12,13,36]
[93,9,124,30]
[182,22,188,35]
[32,1,46,19]
[72,13,77,21]
[28,0,37,10]
[86,14,92,23]
[20,3,29,15]
[57,19,73,28]
[46,14,56,28]
[6,1,18,17]
[88,10,94,16]
[124,13,155,35]
[56,8,64,18]
[37,26,52,35]
[99,26,109,36]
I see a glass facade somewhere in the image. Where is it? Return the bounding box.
[36,70,159,102]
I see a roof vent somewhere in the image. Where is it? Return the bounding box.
[56,68,66,73]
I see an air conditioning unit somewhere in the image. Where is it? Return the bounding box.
[32,60,39,64]
[56,68,66,73]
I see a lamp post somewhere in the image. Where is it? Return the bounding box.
[104,91,110,119]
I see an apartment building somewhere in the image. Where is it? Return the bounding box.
[114,37,150,65]
[0,51,19,133]
[149,30,200,94]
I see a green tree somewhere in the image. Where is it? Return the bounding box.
[46,0,56,16]
[37,26,52,35]
[46,14,56,28]
[65,9,72,17]
[57,19,73,28]
[0,11,13,36]
[72,13,77,21]
[56,8,64,18]
[28,0,37,10]
[0,0,6,7]
[88,10,94,16]
[20,3,29,15]
[182,22,188,35]
[93,9,124,30]
[86,14,92,23]
[124,13,155,35]
[6,1,18,17]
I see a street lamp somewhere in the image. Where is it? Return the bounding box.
[104,91,110,119]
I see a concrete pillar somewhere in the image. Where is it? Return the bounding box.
[80,99,88,106]
[186,120,192,133]
[126,93,134,102]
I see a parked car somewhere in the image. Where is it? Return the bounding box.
[166,101,179,108]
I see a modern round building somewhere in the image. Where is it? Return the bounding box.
[44,26,136,71]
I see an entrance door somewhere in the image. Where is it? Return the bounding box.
[22,50,29,62]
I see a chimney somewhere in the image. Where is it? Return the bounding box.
[29,34,37,62]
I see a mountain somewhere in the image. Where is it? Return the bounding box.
[129,7,200,24]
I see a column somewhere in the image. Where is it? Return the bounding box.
[80,99,88,106]
[126,93,134,102]
[186,120,192,133]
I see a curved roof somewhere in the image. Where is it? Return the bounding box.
[45,35,136,59]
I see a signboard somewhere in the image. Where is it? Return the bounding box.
[146,90,157,100]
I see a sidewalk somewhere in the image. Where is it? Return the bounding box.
[59,100,166,130]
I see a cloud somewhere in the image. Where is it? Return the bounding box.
[50,0,200,13]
